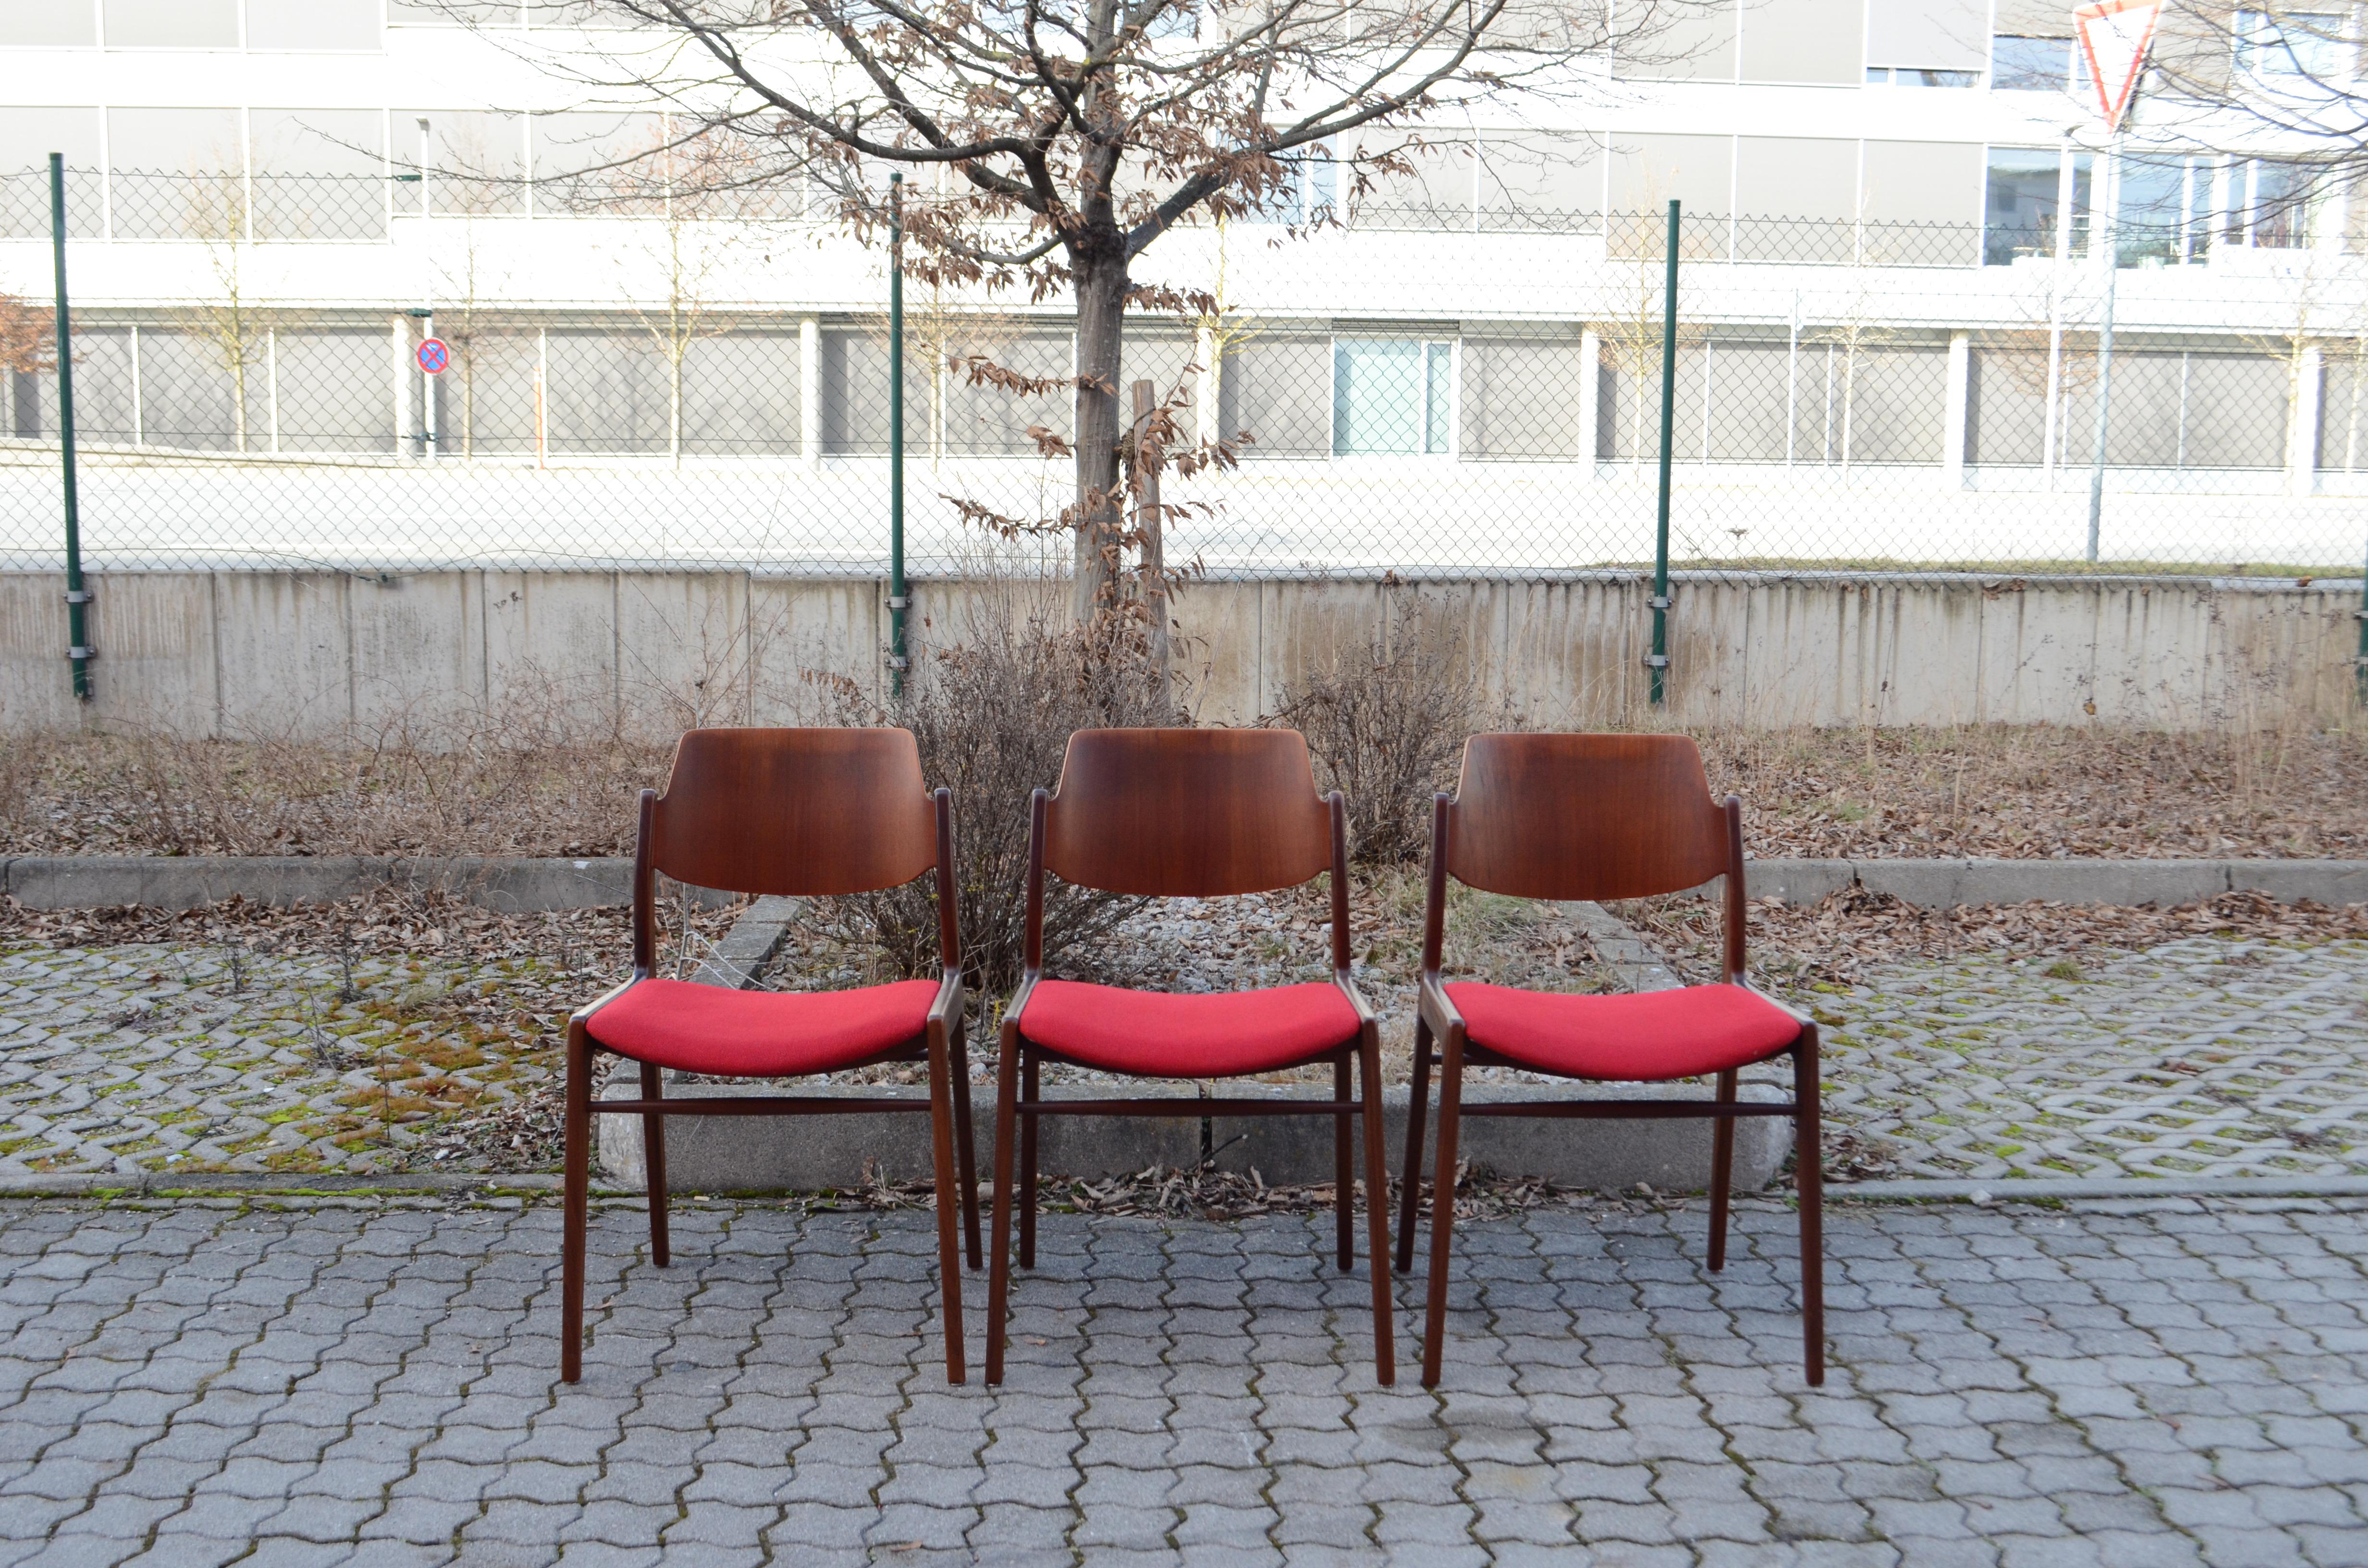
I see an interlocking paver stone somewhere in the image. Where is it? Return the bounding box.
[0,943,565,1179]
[0,1187,2362,1565]
[1812,936,2368,1180]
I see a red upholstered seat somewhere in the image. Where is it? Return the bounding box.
[586,977,937,1077]
[1446,982,1804,1082]
[1020,980,1359,1078]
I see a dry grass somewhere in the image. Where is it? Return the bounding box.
[0,726,666,859]
[1,722,2356,864]
[1699,725,2368,860]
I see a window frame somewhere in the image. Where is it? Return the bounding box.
[1330,336,1457,460]
[2234,8,2348,80]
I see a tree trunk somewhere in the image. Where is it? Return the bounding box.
[1071,244,1128,624]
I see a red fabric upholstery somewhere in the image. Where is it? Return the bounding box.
[1019,980,1359,1078]
[1445,982,1803,1082]
[586,977,938,1077]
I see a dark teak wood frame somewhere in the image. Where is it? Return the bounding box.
[984,729,1395,1386]
[1398,733,1826,1388]
[559,728,982,1385]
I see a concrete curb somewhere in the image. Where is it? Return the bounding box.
[1715,857,2368,909]
[690,894,800,987]
[0,1171,600,1199]
[5,854,2360,913]
[1,855,645,912]
[5,1169,2362,1205]
[1834,1176,2368,1201]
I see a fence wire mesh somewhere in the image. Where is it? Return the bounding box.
[2,168,2364,582]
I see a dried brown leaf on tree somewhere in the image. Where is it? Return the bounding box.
[0,294,56,377]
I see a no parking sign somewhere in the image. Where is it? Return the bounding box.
[416,337,449,375]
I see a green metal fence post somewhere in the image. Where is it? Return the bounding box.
[888,173,908,698]
[1649,198,1678,709]
[49,153,90,703]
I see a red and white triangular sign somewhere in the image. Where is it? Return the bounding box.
[2074,0,2164,130]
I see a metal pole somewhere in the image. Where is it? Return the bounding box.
[50,154,90,702]
[2086,127,2121,564]
[417,117,437,461]
[1649,198,1678,708]
[888,173,908,697]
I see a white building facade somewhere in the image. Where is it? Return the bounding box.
[0,0,2361,577]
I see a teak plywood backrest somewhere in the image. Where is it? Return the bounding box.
[1448,733,1731,902]
[1044,728,1332,896]
[652,727,937,896]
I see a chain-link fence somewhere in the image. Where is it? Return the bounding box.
[2,168,2364,580]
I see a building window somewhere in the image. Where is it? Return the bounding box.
[1332,339,1453,456]
[2235,10,2347,78]
[1983,147,2090,264]
[1991,34,2074,90]
[1866,66,1979,86]
[2241,159,2319,246]
[2115,154,2212,265]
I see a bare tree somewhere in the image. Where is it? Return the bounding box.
[185,168,265,454]
[2151,3,2361,203]
[443,0,1665,619]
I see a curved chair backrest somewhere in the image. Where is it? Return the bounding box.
[651,727,938,897]
[1447,733,1731,902]
[1044,728,1333,896]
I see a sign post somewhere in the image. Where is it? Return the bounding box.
[2073,0,2162,564]
[416,116,438,461]
[888,173,908,697]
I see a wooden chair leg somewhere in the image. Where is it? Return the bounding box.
[1396,1020,1433,1274]
[925,1026,966,1385]
[1018,1049,1041,1272]
[1358,1031,1396,1386]
[984,1029,1023,1387]
[950,1022,984,1270]
[1332,1054,1354,1274]
[638,1062,669,1269]
[1794,1033,1826,1387]
[561,1028,592,1384]
[1420,1031,1467,1388]
[1709,1067,1738,1273]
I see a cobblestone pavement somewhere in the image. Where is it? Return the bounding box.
[0,943,566,1178]
[3,1194,2365,1566]
[1814,936,2368,1182]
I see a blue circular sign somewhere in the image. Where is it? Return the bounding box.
[416,337,450,375]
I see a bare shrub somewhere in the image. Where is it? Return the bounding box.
[6,706,665,859]
[813,585,1185,1001]
[1271,597,1495,866]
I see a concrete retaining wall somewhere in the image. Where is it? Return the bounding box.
[1,568,2358,737]
[595,1082,1796,1196]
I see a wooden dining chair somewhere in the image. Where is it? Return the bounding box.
[560,727,981,1384]
[1399,733,1825,1387]
[983,728,1394,1386]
